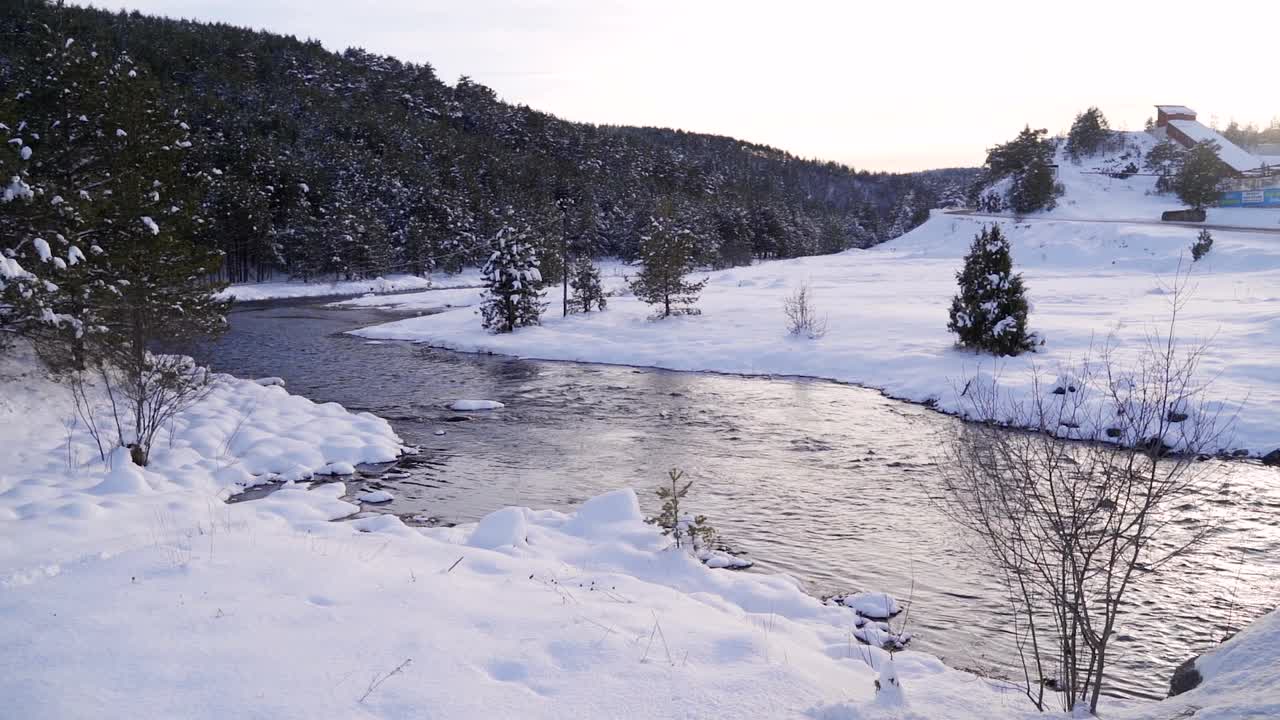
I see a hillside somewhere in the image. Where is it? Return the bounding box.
[1,1,973,284]
[981,130,1280,228]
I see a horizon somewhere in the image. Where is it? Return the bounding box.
[83,0,1277,173]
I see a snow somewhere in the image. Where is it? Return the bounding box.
[357,489,395,503]
[330,285,482,310]
[467,505,529,549]
[215,271,480,302]
[32,237,51,262]
[140,216,159,235]
[353,214,1280,456]
[1166,120,1264,173]
[449,399,505,411]
[19,145,31,160]
[1,340,1277,718]
[833,592,901,620]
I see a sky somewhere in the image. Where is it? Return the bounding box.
[86,0,1275,172]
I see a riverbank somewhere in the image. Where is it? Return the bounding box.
[2,340,1277,718]
[351,214,1280,458]
[0,343,1017,718]
[215,268,484,302]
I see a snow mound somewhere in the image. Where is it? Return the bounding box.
[449,399,505,411]
[467,506,528,549]
[562,489,644,539]
[318,461,356,476]
[89,448,154,495]
[833,591,901,619]
[357,489,394,503]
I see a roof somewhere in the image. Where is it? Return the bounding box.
[1156,105,1197,116]
[1168,119,1265,173]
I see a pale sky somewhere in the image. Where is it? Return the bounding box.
[88,0,1275,172]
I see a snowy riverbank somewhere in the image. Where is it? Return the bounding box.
[215,268,484,302]
[352,214,1280,457]
[0,343,1015,718]
[2,342,1277,718]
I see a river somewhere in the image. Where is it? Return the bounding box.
[192,294,1280,701]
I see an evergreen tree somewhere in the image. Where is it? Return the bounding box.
[947,225,1035,356]
[984,126,1054,179]
[1144,140,1184,193]
[479,225,546,333]
[1008,158,1059,215]
[1191,229,1213,261]
[1065,107,1111,159]
[567,256,606,313]
[1174,140,1229,210]
[630,214,707,319]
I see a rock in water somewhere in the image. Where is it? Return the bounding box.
[1168,655,1202,696]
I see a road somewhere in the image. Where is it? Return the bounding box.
[942,209,1280,236]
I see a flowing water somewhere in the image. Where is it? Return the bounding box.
[192,294,1280,701]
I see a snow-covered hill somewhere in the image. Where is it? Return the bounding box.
[991,131,1280,229]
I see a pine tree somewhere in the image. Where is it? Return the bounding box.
[1065,107,1111,159]
[630,214,707,319]
[1009,158,1059,215]
[648,468,716,552]
[479,224,546,333]
[567,256,606,313]
[1191,229,1213,261]
[1145,140,1184,193]
[947,225,1035,356]
[1175,140,1229,210]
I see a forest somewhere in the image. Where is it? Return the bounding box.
[1,1,974,285]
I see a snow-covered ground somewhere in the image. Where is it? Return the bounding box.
[2,342,1276,717]
[216,268,484,302]
[352,214,1280,456]
[0,343,1035,719]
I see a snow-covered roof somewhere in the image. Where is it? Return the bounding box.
[1156,105,1196,116]
[1168,119,1265,173]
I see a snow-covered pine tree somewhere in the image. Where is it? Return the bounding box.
[479,224,546,333]
[567,256,606,313]
[630,213,706,319]
[4,25,228,463]
[946,225,1035,356]
[1008,157,1059,215]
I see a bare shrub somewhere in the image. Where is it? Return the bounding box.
[939,281,1231,714]
[784,284,828,339]
[77,353,216,466]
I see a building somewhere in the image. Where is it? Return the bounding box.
[1150,105,1280,207]
[1155,105,1197,127]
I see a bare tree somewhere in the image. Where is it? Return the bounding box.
[939,277,1231,714]
[783,284,828,339]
